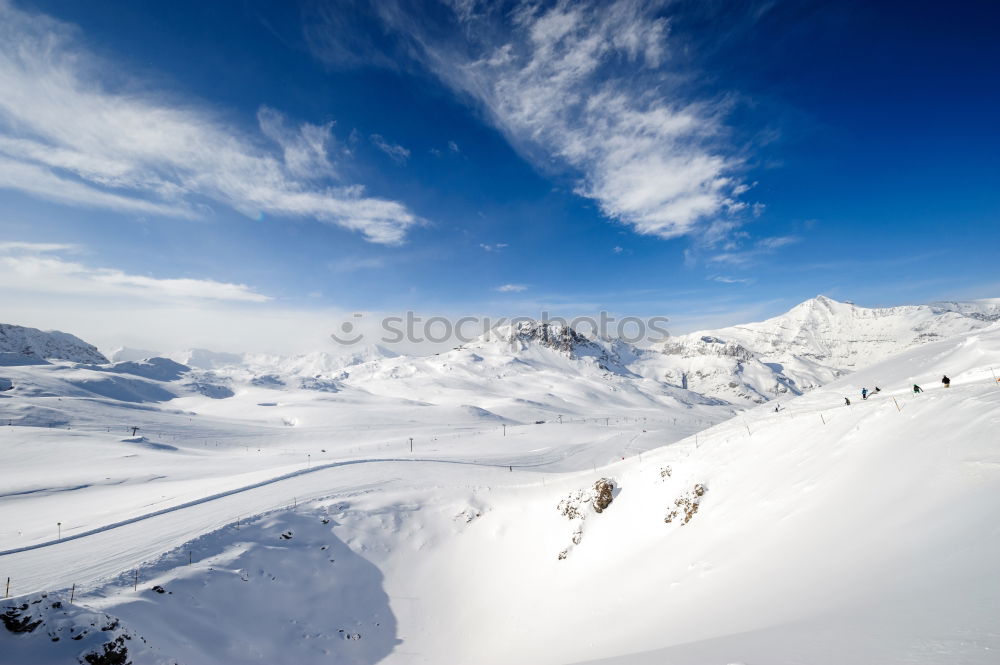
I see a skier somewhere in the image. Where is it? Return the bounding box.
[873,386,882,394]
[913,384,923,394]
[861,388,869,400]
[844,397,851,406]
[942,375,951,388]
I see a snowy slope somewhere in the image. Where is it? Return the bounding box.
[0,323,108,364]
[2,320,999,664]
[652,295,992,403]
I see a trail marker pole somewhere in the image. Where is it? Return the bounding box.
[820,413,826,425]
[57,521,61,540]
[70,583,75,603]
[133,569,138,592]
[189,551,192,565]
[892,396,901,412]
[409,437,414,451]
[502,425,506,437]
[4,577,8,598]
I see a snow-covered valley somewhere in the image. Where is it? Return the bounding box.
[1,298,999,664]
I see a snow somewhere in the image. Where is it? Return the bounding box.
[1,304,999,664]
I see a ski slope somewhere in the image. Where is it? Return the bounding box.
[2,323,999,664]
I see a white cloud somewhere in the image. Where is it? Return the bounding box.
[480,242,509,252]
[0,242,270,303]
[495,283,527,292]
[710,275,752,284]
[448,140,460,153]
[368,0,748,240]
[0,1,420,244]
[370,134,411,164]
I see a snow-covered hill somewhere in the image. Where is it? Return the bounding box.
[652,295,992,403]
[0,323,108,364]
[1,317,998,664]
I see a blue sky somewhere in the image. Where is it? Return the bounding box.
[1,0,998,352]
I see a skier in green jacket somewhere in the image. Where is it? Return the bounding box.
[913,384,923,393]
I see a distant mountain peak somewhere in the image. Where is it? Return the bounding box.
[0,323,108,364]
[498,320,599,355]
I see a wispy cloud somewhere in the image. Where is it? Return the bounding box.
[328,256,388,273]
[495,283,527,292]
[710,275,752,284]
[0,1,420,244]
[370,134,411,164]
[480,242,509,252]
[349,0,749,240]
[0,241,79,253]
[0,241,270,303]
[708,235,800,266]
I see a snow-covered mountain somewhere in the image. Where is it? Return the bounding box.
[0,323,109,364]
[4,297,990,418]
[930,297,1000,321]
[651,295,993,403]
[108,346,161,363]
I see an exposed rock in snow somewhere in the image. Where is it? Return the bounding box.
[0,592,160,665]
[0,324,108,364]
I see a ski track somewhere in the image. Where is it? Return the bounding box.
[0,454,564,558]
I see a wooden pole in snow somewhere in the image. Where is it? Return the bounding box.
[893,396,902,412]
